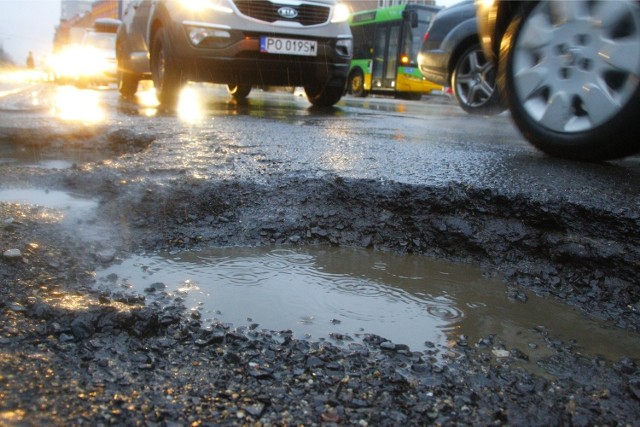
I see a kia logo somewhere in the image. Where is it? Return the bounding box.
[277,6,298,19]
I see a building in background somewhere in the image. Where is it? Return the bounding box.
[60,0,93,21]
[54,0,120,52]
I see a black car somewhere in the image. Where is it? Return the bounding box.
[116,0,353,107]
[476,0,640,161]
[418,0,503,115]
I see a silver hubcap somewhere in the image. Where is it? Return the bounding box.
[513,0,640,132]
[456,48,496,107]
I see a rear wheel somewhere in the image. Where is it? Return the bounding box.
[349,69,368,97]
[118,69,139,99]
[451,43,504,115]
[150,27,183,106]
[304,82,345,107]
[499,0,640,161]
[117,44,140,99]
[226,84,252,100]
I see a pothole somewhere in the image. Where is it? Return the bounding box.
[0,188,101,238]
[0,143,111,169]
[95,246,640,372]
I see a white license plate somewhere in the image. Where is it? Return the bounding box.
[260,37,318,56]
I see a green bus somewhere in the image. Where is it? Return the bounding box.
[348,4,442,100]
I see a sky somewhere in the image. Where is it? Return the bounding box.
[0,0,461,67]
[0,0,61,66]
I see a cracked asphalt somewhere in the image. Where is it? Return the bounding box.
[1,82,639,425]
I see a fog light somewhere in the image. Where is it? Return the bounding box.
[188,27,231,46]
[335,38,352,57]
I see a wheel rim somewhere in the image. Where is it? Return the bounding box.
[512,0,640,133]
[455,48,496,107]
[351,74,363,94]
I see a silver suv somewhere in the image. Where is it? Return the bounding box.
[116,0,353,107]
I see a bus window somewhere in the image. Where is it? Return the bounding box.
[351,25,374,59]
[371,24,387,86]
[385,24,400,86]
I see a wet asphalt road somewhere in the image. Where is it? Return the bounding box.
[2,81,639,214]
[2,80,640,426]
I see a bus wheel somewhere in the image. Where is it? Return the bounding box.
[349,70,368,97]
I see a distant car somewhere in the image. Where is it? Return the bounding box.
[76,21,119,87]
[116,0,353,107]
[476,0,640,161]
[418,0,504,115]
[51,18,120,87]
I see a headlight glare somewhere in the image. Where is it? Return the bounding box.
[331,3,350,23]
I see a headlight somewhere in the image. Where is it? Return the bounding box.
[331,3,350,23]
[179,0,233,13]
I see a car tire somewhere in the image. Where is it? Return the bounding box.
[396,92,422,101]
[227,84,252,100]
[499,0,640,161]
[304,83,345,107]
[451,43,504,115]
[349,69,368,97]
[116,42,140,99]
[150,27,183,106]
[118,69,139,99]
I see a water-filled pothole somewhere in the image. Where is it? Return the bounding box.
[0,144,110,169]
[0,188,96,212]
[96,246,640,368]
[0,188,99,235]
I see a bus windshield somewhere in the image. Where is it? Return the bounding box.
[403,18,431,66]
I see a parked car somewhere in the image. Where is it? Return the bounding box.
[476,0,640,161]
[418,0,504,115]
[116,0,353,107]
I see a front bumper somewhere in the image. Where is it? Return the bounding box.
[164,16,352,86]
[418,49,449,87]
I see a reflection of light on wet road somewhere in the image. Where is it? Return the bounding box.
[52,86,103,122]
[178,86,205,123]
[135,86,160,117]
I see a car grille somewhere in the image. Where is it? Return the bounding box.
[233,0,331,26]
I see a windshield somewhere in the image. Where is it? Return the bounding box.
[401,7,436,66]
[82,32,116,51]
[402,19,429,66]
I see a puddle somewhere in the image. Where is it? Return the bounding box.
[0,188,98,229]
[0,144,110,169]
[96,246,640,369]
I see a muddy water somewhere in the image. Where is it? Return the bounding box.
[0,189,103,241]
[0,143,110,169]
[96,246,640,369]
[0,188,97,214]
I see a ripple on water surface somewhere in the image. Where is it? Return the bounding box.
[96,246,640,370]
